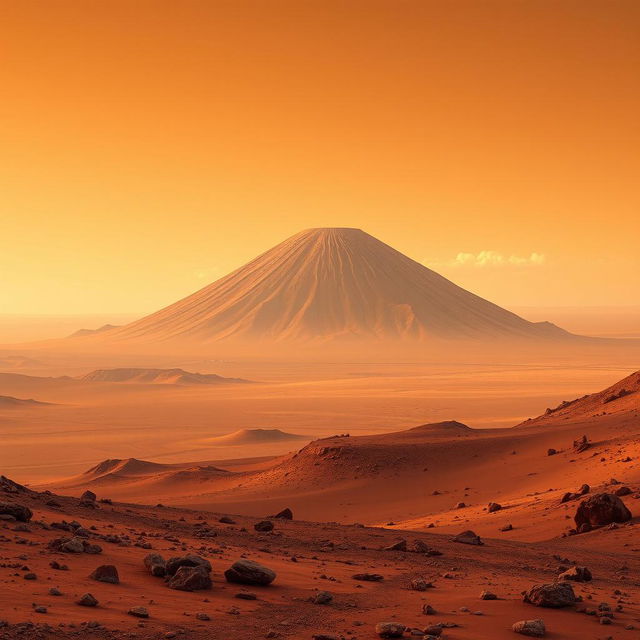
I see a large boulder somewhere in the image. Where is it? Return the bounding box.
[0,502,32,522]
[523,583,576,608]
[165,554,211,576]
[574,493,632,528]
[167,565,212,591]
[224,559,276,586]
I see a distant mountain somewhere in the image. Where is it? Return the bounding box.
[207,428,311,445]
[0,355,43,369]
[68,324,120,338]
[78,367,251,385]
[0,395,51,408]
[96,228,573,345]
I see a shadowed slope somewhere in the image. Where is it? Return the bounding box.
[520,369,640,426]
[101,228,572,344]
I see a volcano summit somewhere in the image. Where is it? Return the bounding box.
[98,228,569,345]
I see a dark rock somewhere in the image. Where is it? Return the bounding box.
[271,508,293,520]
[578,484,590,495]
[523,583,576,608]
[384,539,407,552]
[89,564,119,584]
[77,593,98,607]
[573,435,590,453]
[128,606,149,618]
[375,622,405,637]
[165,554,211,576]
[224,559,276,586]
[558,566,592,582]
[80,490,96,502]
[167,565,212,591]
[488,502,502,513]
[512,619,546,637]
[574,493,632,528]
[144,553,166,577]
[352,573,384,581]
[411,578,433,591]
[547,449,557,456]
[451,530,483,545]
[0,502,32,522]
[615,486,632,496]
[254,520,274,532]
[311,590,333,604]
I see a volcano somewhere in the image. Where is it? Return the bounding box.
[101,228,570,344]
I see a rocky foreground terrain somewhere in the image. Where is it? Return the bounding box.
[1,472,638,640]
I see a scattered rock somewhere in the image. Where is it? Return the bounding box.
[573,435,590,453]
[0,502,32,522]
[375,622,405,638]
[311,590,333,604]
[512,619,546,637]
[523,583,576,608]
[558,566,592,582]
[384,539,407,552]
[271,508,293,520]
[254,520,274,532]
[353,573,383,581]
[224,559,276,586]
[167,566,212,591]
[165,554,212,576]
[89,564,119,584]
[144,553,166,577]
[77,593,98,607]
[451,530,483,545]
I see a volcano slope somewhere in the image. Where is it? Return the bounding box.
[45,371,640,543]
[1,472,639,640]
[89,228,572,347]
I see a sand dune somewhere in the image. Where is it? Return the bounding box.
[79,367,251,385]
[42,371,639,542]
[95,228,575,346]
[205,427,311,445]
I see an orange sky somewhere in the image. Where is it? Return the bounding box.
[2,0,638,316]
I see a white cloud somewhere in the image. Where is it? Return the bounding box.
[428,251,546,269]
